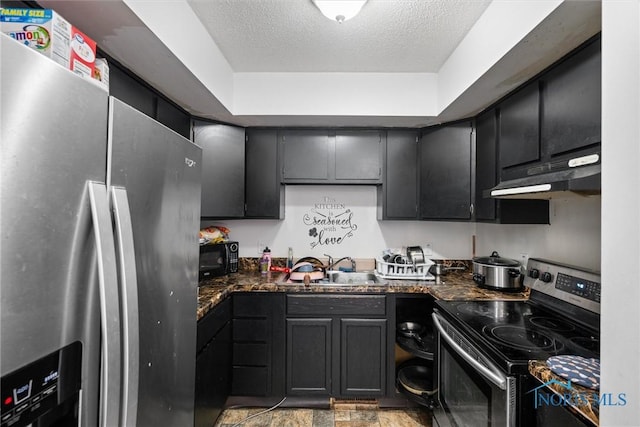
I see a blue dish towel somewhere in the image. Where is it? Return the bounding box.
[546,355,600,390]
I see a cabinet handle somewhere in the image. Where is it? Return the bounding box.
[470,204,474,215]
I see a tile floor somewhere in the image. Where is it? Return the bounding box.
[214,403,432,427]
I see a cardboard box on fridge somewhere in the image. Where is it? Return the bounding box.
[1,8,97,80]
[92,58,110,91]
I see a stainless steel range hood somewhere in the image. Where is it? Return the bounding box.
[487,156,601,200]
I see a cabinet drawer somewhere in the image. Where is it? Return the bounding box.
[233,343,268,365]
[196,298,231,351]
[287,295,386,316]
[232,367,268,396]
[233,318,268,341]
[233,293,271,316]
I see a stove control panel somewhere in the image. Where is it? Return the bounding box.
[525,258,601,314]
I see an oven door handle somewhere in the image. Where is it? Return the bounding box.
[432,312,508,390]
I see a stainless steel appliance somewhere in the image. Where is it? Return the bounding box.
[432,258,600,427]
[472,251,524,291]
[1,34,202,427]
[199,241,239,280]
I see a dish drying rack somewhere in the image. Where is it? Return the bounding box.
[375,257,435,281]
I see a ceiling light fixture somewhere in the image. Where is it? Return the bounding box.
[312,0,367,23]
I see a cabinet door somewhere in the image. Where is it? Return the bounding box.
[335,130,382,182]
[419,122,472,220]
[281,129,330,181]
[340,318,386,397]
[474,112,550,224]
[499,82,540,170]
[245,129,283,218]
[542,38,601,156]
[109,65,155,119]
[156,96,190,139]
[475,111,497,221]
[195,322,231,427]
[286,318,332,395]
[194,121,245,218]
[379,130,418,219]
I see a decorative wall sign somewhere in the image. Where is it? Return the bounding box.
[303,196,358,249]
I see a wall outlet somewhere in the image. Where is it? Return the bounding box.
[423,243,433,256]
[257,242,267,255]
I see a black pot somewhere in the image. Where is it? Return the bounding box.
[472,251,523,291]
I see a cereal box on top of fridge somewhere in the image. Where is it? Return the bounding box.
[1,7,97,80]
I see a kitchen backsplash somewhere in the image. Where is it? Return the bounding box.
[202,185,601,270]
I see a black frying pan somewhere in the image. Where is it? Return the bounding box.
[397,321,426,347]
[398,363,436,397]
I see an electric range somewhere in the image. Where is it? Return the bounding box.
[431,258,600,427]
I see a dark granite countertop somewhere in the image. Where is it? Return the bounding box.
[529,360,599,426]
[197,261,530,321]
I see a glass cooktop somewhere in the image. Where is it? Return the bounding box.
[435,299,600,372]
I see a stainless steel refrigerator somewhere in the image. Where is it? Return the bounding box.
[1,34,202,427]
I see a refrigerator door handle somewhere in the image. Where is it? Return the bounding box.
[88,181,123,427]
[111,187,139,427]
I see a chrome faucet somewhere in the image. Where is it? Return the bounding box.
[324,254,356,272]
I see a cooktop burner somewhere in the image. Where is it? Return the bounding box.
[483,324,564,352]
[528,316,576,332]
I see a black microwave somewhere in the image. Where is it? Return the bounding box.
[199,241,239,280]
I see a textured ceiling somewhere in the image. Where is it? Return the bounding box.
[187,0,492,72]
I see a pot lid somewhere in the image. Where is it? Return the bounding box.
[473,251,520,267]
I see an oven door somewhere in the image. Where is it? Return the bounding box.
[432,312,516,427]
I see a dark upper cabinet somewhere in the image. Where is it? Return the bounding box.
[335,130,383,181]
[475,111,549,224]
[498,81,541,173]
[109,65,156,119]
[280,129,383,184]
[194,120,245,218]
[419,122,472,220]
[245,129,284,219]
[110,64,190,138]
[377,130,419,220]
[541,38,601,156]
[156,96,190,139]
[474,111,497,221]
[281,129,331,182]
[496,36,601,186]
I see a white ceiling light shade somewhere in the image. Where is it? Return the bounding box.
[312,0,368,23]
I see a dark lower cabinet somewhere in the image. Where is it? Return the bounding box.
[195,323,231,427]
[231,293,285,397]
[195,298,232,427]
[340,318,387,396]
[286,318,332,395]
[285,294,387,399]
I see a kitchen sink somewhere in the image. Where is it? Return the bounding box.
[325,271,380,285]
